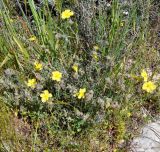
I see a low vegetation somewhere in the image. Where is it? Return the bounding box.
[0,0,160,151]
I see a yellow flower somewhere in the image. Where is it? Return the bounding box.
[51,71,62,82]
[141,69,148,82]
[93,52,98,60]
[127,112,131,117]
[40,90,52,103]
[34,61,43,71]
[29,35,37,41]
[10,19,14,23]
[120,22,124,27]
[27,79,37,89]
[72,64,78,73]
[142,81,156,93]
[74,88,86,99]
[61,9,74,19]
[93,45,99,51]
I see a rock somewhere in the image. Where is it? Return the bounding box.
[131,121,160,152]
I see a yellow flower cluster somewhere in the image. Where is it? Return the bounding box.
[141,69,156,93]
[27,61,42,88]
[27,61,87,103]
